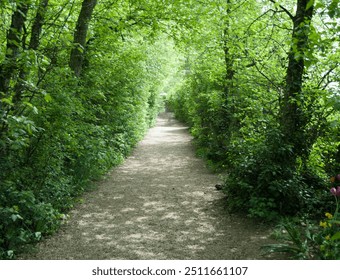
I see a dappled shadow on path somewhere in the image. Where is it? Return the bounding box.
[22,112,274,260]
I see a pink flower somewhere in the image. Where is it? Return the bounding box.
[331,186,340,197]
[331,187,337,196]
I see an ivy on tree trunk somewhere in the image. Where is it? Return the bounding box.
[13,0,50,105]
[280,0,315,161]
[69,0,97,77]
[29,0,49,50]
[0,1,30,95]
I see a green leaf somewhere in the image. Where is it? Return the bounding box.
[328,0,339,18]
[11,214,23,222]
[7,250,14,259]
[23,101,38,114]
[35,232,42,240]
[306,0,314,10]
[44,93,52,102]
[1,97,14,106]
[331,232,340,241]
[315,2,325,10]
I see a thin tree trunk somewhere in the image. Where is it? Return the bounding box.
[69,0,97,77]
[0,1,30,95]
[221,0,237,135]
[223,0,234,99]
[0,1,30,140]
[29,0,49,50]
[280,0,314,159]
[13,0,50,104]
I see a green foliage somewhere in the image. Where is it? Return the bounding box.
[263,220,316,259]
[1,0,339,259]
[263,173,340,259]
[223,127,304,219]
[168,0,339,226]
[263,202,340,259]
[0,0,176,259]
[0,183,61,259]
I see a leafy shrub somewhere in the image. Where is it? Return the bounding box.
[222,127,305,219]
[263,175,340,259]
[0,35,172,259]
[0,183,60,259]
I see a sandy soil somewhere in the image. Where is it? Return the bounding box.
[22,112,276,260]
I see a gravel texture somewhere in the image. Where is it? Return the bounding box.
[22,112,275,260]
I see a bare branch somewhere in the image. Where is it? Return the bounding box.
[246,9,273,32]
[318,64,339,89]
[252,59,282,93]
[269,0,295,21]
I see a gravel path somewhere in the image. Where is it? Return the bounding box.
[23,112,273,260]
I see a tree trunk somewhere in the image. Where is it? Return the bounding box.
[221,0,237,135]
[0,1,30,95]
[13,0,50,104]
[69,0,97,77]
[279,0,314,160]
[29,0,49,50]
[223,0,234,99]
[0,1,30,139]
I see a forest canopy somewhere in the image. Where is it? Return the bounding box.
[0,0,339,259]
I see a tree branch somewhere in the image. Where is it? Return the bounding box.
[246,9,273,33]
[269,0,295,21]
[252,59,282,93]
[318,64,339,89]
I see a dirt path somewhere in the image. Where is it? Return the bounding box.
[23,112,274,260]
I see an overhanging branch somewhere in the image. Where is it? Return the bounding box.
[269,0,295,21]
[318,64,339,90]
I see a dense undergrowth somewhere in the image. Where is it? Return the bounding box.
[0,0,178,259]
[167,0,340,259]
[0,49,167,258]
[168,0,340,219]
[1,0,339,260]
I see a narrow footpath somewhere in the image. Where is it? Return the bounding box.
[24,112,274,259]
